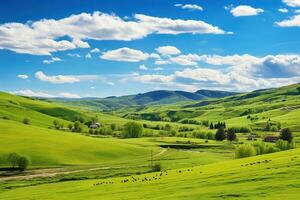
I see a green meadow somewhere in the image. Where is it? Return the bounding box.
[0,83,300,199]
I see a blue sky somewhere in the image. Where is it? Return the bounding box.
[1,0,300,98]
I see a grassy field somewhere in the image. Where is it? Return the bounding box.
[1,147,299,200]
[0,84,300,199]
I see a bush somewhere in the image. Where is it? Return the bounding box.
[276,139,294,150]
[18,156,30,171]
[110,123,117,131]
[230,126,251,133]
[23,118,30,125]
[151,163,162,172]
[235,144,256,158]
[123,122,143,138]
[215,128,226,141]
[227,128,236,142]
[7,153,20,168]
[280,128,293,143]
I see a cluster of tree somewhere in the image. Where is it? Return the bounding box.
[236,138,294,159]
[280,128,293,143]
[123,122,143,138]
[7,153,30,171]
[89,126,113,135]
[192,131,214,140]
[214,128,237,142]
[265,121,281,131]
[68,121,83,133]
[143,123,173,131]
[53,120,65,130]
[210,122,226,130]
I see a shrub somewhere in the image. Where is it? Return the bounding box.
[215,128,226,141]
[17,156,30,171]
[230,126,251,133]
[23,118,30,125]
[280,128,293,143]
[151,163,162,172]
[110,123,117,131]
[276,139,294,150]
[7,153,20,168]
[227,128,236,142]
[207,132,214,140]
[123,122,143,138]
[235,144,256,158]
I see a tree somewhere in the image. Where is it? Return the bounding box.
[110,123,117,131]
[123,122,143,138]
[227,128,236,142]
[235,144,256,158]
[280,128,293,143]
[53,120,59,129]
[265,122,271,131]
[210,123,214,130]
[17,156,30,171]
[215,128,226,141]
[23,118,30,125]
[7,153,20,168]
[68,123,73,130]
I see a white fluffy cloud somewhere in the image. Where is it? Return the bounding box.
[67,53,81,58]
[278,8,289,13]
[283,0,300,7]
[174,4,203,11]
[0,12,229,55]
[130,53,300,92]
[11,90,56,98]
[58,92,81,98]
[35,71,80,84]
[10,90,81,98]
[85,53,92,58]
[17,74,29,79]
[229,5,264,17]
[276,14,300,27]
[155,46,181,56]
[169,54,201,66]
[101,47,157,62]
[139,64,148,70]
[90,48,100,53]
[43,57,62,64]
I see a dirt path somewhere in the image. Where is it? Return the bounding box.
[0,149,168,181]
[0,165,141,181]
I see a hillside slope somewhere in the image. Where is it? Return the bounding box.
[1,147,299,199]
[0,119,149,167]
[57,89,237,111]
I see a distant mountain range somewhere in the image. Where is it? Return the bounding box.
[55,89,238,110]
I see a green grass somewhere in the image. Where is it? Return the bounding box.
[0,119,151,167]
[1,147,299,199]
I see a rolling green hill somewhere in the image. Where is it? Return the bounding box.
[1,146,299,199]
[56,89,237,111]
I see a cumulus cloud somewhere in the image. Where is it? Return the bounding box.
[276,14,300,27]
[155,46,181,56]
[169,54,201,66]
[10,89,81,98]
[283,0,300,7]
[228,5,264,17]
[17,74,29,79]
[90,48,100,53]
[43,57,62,64]
[58,92,81,98]
[139,64,148,70]
[0,12,229,55]
[278,8,289,13]
[10,90,56,98]
[85,53,92,58]
[67,53,81,58]
[129,53,300,92]
[101,47,154,62]
[174,4,203,11]
[35,71,80,84]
